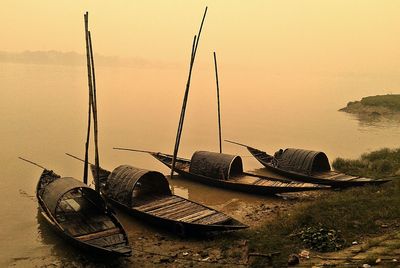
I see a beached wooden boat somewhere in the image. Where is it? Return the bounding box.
[36,169,131,256]
[115,149,327,194]
[87,164,247,236]
[225,140,391,187]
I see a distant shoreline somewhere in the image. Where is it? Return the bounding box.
[0,50,173,69]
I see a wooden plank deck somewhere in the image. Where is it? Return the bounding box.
[194,212,230,225]
[76,227,121,241]
[134,194,231,225]
[134,196,182,211]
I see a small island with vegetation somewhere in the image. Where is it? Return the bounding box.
[340,94,400,117]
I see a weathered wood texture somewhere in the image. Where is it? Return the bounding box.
[133,195,230,225]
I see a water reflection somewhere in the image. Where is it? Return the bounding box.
[343,112,400,130]
[36,207,89,264]
[36,208,59,246]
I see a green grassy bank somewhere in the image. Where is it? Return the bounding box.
[246,148,400,267]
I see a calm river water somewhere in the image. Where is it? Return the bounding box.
[1,62,400,266]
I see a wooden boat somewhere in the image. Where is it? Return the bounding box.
[225,140,391,187]
[36,168,131,256]
[115,149,327,194]
[87,163,248,236]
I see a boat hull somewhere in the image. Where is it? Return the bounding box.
[151,152,325,194]
[261,163,388,187]
[90,165,247,236]
[37,201,130,257]
[247,146,390,187]
[36,170,131,257]
[106,197,247,236]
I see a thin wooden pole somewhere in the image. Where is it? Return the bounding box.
[224,139,253,148]
[170,7,208,178]
[113,147,155,154]
[213,52,222,153]
[88,31,100,193]
[18,157,47,170]
[83,12,93,185]
[65,153,94,165]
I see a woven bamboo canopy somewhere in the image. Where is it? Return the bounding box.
[189,151,243,180]
[274,148,331,173]
[105,165,171,206]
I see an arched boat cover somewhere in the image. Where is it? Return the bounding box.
[105,165,171,206]
[274,148,331,174]
[189,151,243,180]
[42,177,105,216]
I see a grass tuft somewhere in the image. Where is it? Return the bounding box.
[333,147,400,178]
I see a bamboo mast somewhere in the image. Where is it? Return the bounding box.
[213,52,222,153]
[88,31,100,193]
[65,153,91,164]
[170,7,208,178]
[171,36,197,173]
[83,12,93,185]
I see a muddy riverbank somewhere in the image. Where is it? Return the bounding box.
[8,176,322,267]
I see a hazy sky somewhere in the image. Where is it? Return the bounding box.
[2,1,400,74]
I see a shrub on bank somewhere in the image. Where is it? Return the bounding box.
[360,94,400,111]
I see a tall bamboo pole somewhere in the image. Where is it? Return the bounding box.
[83,12,93,185]
[213,52,222,153]
[88,31,100,193]
[88,33,100,191]
[170,7,208,178]
[171,35,197,167]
